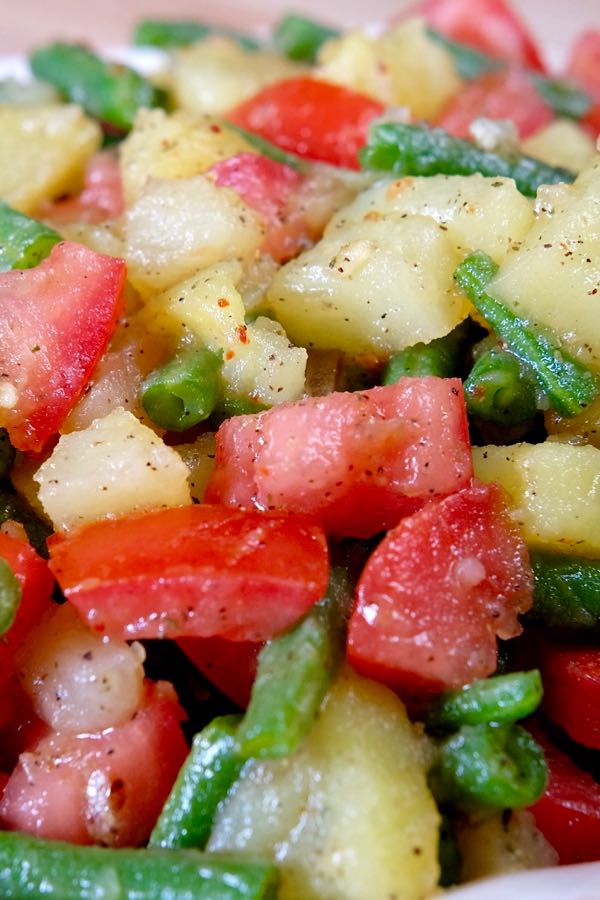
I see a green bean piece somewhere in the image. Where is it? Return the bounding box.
[0,491,52,557]
[0,831,278,900]
[225,123,310,172]
[212,392,270,425]
[429,723,547,812]
[529,550,600,631]
[383,321,468,383]
[0,201,61,273]
[30,43,164,132]
[426,29,501,80]
[464,347,538,425]
[454,251,599,417]
[427,671,543,733]
[438,815,461,888]
[150,715,244,850]
[141,347,223,431]
[427,29,592,120]
[273,14,340,62]
[0,558,22,636]
[359,122,575,197]
[133,19,260,51]
[236,567,352,759]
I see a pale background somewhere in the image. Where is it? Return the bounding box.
[1,0,598,68]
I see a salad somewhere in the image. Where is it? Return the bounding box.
[0,0,598,897]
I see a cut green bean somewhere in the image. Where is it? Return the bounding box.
[427,29,592,120]
[454,251,599,417]
[273,14,340,62]
[225,122,311,172]
[464,347,538,425]
[133,19,260,50]
[236,567,352,759]
[141,347,223,431]
[150,715,244,850]
[427,671,543,733]
[0,831,278,899]
[0,201,61,273]
[529,550,600,631]
[30,43,165,132]
[359,122,575,197]
[212,392,270,425]
[0,558,22,636]
[383,321,468,383]
[429,723,547,812]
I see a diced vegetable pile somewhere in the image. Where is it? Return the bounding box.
[0,0,599,897]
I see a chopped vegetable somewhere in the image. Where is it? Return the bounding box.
[463,346,538,424]
[0,557,22,635]
[426,670,543,732]
[273,14,340,62]
[133,18,259,50]
[529,551,600,630]
[0,202,61,272]
[383,322,468,382]
[141,346,223,430]
[538,638,600,749]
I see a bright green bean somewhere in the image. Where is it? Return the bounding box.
[141,346,223,431]
[0,201,61,272]
[529,550,600,631]
[384,321,468,382]
[427,671,543,732]
[133,19,260,50]
[273,14,340,62]
[463,347,538,425]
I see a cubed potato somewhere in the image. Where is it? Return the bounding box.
[0,105,101,214]
[175,433,216,502]
[522,119,596,173]
[124,175,264,297]
[457,810,558,881]
[317,20,462,119]
[143,261,307,405]
[120,108,253,205]
[266,213,468,354]
[545,393,600,448]
[488,155,600,372]
[35,407,191,534]
[171,37,301,115]
[473,441,600,557]
[208,666,439,900]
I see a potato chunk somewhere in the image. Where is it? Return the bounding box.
[489,155,600,372]
[457,810,558,881]
[35,407,191,534]
[209,667,439,900]
[473,441,600,557]
[522,119,596,173]
[0,105,101,214]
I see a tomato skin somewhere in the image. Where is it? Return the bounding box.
[210,152,307,262]
[437,68,553,139]
[49,504,329,643]
[0,241,125,452]
[40,152,124,225]
[206,378,473,539]
[177,636,260,709]
[399,0,546,71]
[347,481,533,697]
[227,77,384,169]
[0,532,54,692]
[538,640,600,750]
[528,725,600,864]
[565,31,600,101]
[0,681,187,847]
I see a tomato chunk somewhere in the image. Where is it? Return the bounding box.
[565,31,600,101]
[0,532,54,692]
[206,378,473,539]
[528,725,600,864]
[0,681,187,847]
[177,636,260,709]
[49,504,329,642]
[227,77,384,169]
[437,68,553,139]
[0,241,125,452]
[210,152,307,262]
[399,0,546,71]
[538,639,600,750]
[40,152,124,225]
[347,481,533,697]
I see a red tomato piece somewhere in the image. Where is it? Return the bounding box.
[0,241,125,452]
[206,378,473,539]
[227,77,384,170]
[437,68,553,139]
[565,31,600,101]
[210,152,307,262]
[539,639,600,750]
[528,724,600,864]
[49,504,329,642]
[347,481,533,697]
[0,532,54,693]
[39,152,124,225]
[0,681,187,847]
[177,636,261,709]
[399,0,545,71]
